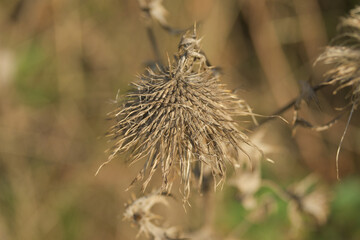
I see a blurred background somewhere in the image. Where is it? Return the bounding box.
[0,0,360,239]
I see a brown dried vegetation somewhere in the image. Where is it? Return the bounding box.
[104,31,255,200]
[317,6,360,108]
[316,6,360,179]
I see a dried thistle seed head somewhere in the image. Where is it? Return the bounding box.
[105,30,255,200]
[316,6,360,108]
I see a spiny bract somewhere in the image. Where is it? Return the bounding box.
[105,31,255,200]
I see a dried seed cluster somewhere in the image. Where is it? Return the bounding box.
[106,31,254,200]
[317,6,360,108]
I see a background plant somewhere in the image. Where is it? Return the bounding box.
[0,0,360,240]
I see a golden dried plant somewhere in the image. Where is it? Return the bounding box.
[316,7,360,108]
[138,0,168,26]
[100,30,257,200]
[124,191,181,240]
[316,6,360,179]
[287,175,331,236]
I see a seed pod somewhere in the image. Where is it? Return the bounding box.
[104,31,256,200]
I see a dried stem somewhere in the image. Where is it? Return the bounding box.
[250,81,329,130]
[146,25,162,64]
[335,104,355,180]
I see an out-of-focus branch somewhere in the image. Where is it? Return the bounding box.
[138,0,189,65]
[251,82,329,130]
[243,0,299,107]
[145,25,162,64]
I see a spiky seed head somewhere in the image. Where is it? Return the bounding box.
[106,30,255,200]
[316,6,360,108]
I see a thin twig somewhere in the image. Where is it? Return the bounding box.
[146,25,162,65]
[251,82,329,130]
[335,104,355,180]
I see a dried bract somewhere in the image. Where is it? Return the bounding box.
[230,130,277,210]
[124,192,181,240]
[316,6,360,108]
[230,168,261,209]
[287,175,331,234]
[138,0,168,26]
[105,31,255,200]
[138,0,185,34]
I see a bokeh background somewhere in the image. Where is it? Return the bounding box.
[0,0,360,239]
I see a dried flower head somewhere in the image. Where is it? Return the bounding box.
[124,191,181,240]
[102,30,256,200]
[316,6,360,108]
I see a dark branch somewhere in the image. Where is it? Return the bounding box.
[251,82,329,130]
